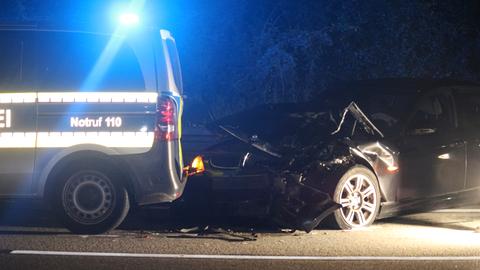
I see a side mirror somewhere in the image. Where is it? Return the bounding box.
[410,128,437,136]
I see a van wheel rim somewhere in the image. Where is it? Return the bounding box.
[338,174,377,227]
[62,171,115,225]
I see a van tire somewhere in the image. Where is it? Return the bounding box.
[51,162,130,234]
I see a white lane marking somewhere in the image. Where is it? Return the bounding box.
[9,251,480,261]
[433,209,480,213]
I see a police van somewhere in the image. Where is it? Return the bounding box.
[0,25,186,234]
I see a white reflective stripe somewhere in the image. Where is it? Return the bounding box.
[37,92,158,103]
[0,132,36,148]
[0,93,37,104]
[0,92,158,103]
[36,132,154,148]
[0,132,154,148]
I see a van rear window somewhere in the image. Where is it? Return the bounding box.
[35,31,146,92]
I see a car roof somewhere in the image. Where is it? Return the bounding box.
[326,78,480,96]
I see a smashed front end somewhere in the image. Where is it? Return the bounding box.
[186,102,398,232]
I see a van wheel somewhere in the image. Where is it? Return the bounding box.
[52,164,130,234]
[332,166,380,230]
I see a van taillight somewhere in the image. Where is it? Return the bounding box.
[155,97,177,141]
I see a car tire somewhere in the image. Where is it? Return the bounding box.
[332,165,380,230]
[51,162,130,234]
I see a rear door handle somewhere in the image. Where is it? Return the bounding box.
[449,140,465,148]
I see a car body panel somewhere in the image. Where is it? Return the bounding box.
[184,79,480,231]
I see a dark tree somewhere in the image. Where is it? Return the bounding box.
[2,0,480,115]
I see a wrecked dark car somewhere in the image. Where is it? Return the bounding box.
[183,79,480,232]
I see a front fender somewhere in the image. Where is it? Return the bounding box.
[351,142,400,202]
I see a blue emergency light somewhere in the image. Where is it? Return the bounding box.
[118,12,140,26]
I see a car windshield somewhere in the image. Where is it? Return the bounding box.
[313,88,415,135]
[216,103,337,148]
[216,88,413,147]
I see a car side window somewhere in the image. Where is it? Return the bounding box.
[0,31,35,92]
[455,89,480,131]
[407,93,454,133]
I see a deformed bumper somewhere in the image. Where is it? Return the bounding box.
[272,178,341,232]
[123,140,187,205]
[196,163,341,232]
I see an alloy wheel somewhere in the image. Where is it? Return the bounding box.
[338,173,378,227]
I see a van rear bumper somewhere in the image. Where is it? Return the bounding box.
[122,140,186,205]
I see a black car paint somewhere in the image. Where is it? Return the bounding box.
[184,102,396,231]
[184,79,480,231]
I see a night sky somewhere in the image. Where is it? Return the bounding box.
[1,0,480,115]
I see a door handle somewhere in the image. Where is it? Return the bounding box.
[449,140,465,148]
[412,128,436,135]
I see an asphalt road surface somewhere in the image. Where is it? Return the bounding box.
[0,202,479,270]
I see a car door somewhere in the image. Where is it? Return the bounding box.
[0,30,37,196]
[454,87,480,193]
[397,89,465,201]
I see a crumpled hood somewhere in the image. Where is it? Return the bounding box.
[213,101,384,158]
[196,102,398,233]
